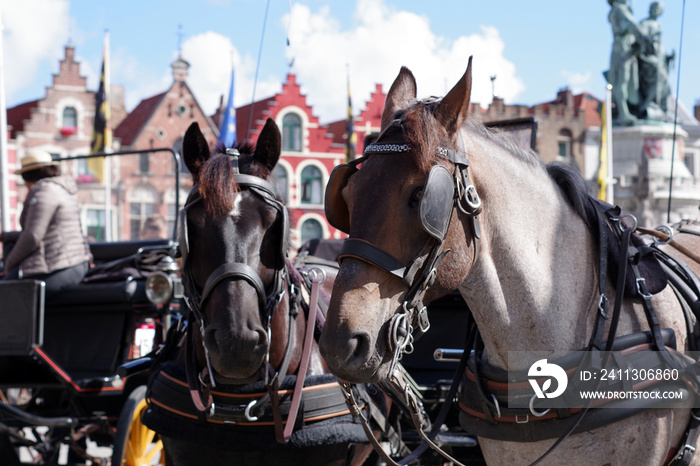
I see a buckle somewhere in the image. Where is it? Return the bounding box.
[598,294,609,319]
[636,277,652,299]
[675,444,697,461]
[416,306,431,333]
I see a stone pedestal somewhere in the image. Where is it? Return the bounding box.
[611,123,698,226]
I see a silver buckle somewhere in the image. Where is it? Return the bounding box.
[598,294,609,318]
[636,277,652,299]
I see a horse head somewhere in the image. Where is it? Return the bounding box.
[180,119,295,384]
[319,59,480,383]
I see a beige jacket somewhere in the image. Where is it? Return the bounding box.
[3,177,91,277]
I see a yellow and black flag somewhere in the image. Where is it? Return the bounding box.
[345,70,356,163]
[89,32,111,182]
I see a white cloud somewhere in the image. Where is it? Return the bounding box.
[3,0,525,127]
[560,70,592,94]
[180,31,281,117]
[2,0,71,100]
[283,0,525,122]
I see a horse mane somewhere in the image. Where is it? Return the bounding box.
[400,102,591,221]
[199,143,271,217]
[546,163,593,221]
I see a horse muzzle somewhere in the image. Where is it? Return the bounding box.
[205,324,269,381]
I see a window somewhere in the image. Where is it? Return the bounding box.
[77,159,89,176]
[282,113,302,152]
[300,219,323,244]
[129,185,157,239]
[685,151,699,177]
[86,209,106,241]
[62,107,77,129]
[140,153,150,174]
[557,129,573,162]
[272,165,288,202]
[300,165,322,205]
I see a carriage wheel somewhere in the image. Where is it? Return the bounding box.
[112,385,165,466]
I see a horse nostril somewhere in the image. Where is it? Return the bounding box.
[344,331,372,369]
[257,328,268,347]
[320,327,374,377]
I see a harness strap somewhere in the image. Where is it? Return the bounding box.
[667,412,700,466]
[587,197,611,353]
[638,226,700,265]
[248,282,299,422]
[341,315,477,466]
[338,238,406,279]
[148,368,355,426]
[185,320,214,416]
[282,269,323,442]
[200,262,266,307]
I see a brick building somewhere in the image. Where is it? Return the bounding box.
[14,42,696,252]
[212,75,385,245]
[113,55,219,240]
[5,45,127,238]
[474,88,603,178]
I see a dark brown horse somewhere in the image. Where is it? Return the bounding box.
[318,59,700,465]
[143,119,375,466]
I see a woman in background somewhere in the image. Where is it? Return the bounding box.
[0,149,91,296]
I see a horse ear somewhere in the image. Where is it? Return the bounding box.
[380,66,417,131]
[254,118,282,171]
[436,56,473,134]
[183,122,210,183]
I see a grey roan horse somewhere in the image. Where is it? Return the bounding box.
[318,58,700,465]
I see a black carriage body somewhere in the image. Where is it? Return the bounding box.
[0,150,183,464]
[0,239,178,405]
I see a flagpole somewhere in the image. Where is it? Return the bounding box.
[104,31,112,241]
[605,83,614,204]
[0,9,10,231]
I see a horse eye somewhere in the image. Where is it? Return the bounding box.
[411,188,423,207]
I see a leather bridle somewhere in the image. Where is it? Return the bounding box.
[177,151,290,415]
[326,115,482,371]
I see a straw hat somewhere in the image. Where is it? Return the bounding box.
[16,149,58,175]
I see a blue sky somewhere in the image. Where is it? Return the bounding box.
[4,0,699,124]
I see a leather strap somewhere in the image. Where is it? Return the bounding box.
[338,238,407,278]
[283,271,322,442]
[200,262,266,307]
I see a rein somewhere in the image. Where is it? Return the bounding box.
[638,225,700,265]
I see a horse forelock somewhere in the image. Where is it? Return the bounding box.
[400,103,446,173]
[199,145,277,217]
[199,153,239,217]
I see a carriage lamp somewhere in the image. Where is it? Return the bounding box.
[146,271,173,305]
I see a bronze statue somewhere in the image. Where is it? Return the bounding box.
[604,0,674,125]
[637,2,674,120]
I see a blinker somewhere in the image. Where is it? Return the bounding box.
[324,159,363,234]
[420,165,455,241]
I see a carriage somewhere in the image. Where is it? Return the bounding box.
[0,149,184,465]
[7,56,700,466]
